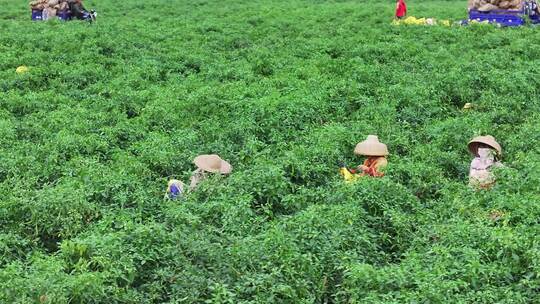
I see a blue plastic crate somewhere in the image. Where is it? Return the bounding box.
[57,10,71,21]
[469,9,526,26]
[31,9,43,21]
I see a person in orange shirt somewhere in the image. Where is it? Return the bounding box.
[340,135,389,181]
[354,135,389,177]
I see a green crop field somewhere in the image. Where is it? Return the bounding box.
[2,0,540,302]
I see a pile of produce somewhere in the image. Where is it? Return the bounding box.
[393,16,452,26]
[29,0,69,17]
[468,0,523,11]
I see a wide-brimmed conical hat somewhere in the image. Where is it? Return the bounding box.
[354,135,389,156]
[468,135,502,157]
[194,154,232,174]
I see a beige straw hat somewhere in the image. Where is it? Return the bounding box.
[354,135,389,156]
[194,154,232,174]
[468,135,502,156]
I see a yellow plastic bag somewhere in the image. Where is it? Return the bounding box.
[339,167,360,183]
[441,20,451,26]
[16,66,29,74]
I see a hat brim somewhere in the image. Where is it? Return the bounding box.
[468,138,502,157]
[194,155,232,174]
[354,150,389,157]
[354,143,389,157]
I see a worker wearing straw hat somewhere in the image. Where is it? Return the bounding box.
[165,154,232,199]
[468,135,503,189]
[67,0,95,21]
[354,135,389,177]
[340,135,388,181]
[190,154,232,191]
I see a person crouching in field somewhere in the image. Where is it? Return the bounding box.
[190,154,232,191]
[395,0,407,19]
[67,0,95,20]
[166,154,233,199]
[354,135,389,177]
[340,135,389,182]
[468,135,503,190]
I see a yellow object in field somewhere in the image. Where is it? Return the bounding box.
[339,167,359,183]
[16,66,29,74]
[470,19,490,25]
[397,17,451,26]
[404,17,426,25]
[402,16,416,25]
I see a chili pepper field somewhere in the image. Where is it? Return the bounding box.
[1,0,540,303]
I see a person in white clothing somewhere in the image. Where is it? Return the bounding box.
[468,135,503,189]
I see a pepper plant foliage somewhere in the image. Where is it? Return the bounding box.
[1,0,540,303]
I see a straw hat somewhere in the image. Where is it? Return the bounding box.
[194,154,232,174]
[354,135,389,156]
[468,135,502,157]
[463,103,473,110]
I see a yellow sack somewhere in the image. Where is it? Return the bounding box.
[339,167,359,183]
[16,66,29,74]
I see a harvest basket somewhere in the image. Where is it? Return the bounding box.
[468,8,526,26]
[30,9,71,21]
[31,9,43,21]
[57,10,71,20]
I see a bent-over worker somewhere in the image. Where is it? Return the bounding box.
[468,135,503,189]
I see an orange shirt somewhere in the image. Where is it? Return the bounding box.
[361,156,388,177]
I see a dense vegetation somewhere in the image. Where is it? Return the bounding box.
[1,0,540,302]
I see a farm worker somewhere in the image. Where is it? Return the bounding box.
[190,154,233,191]
[340,135,388,181]
[468,135,503,189]
[165,179,185,200]
[531,0,540,15]
[354,135,389,177]
[67,0,95,21]
[395,0,407,19]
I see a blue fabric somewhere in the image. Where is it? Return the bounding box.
[169,184,182,199]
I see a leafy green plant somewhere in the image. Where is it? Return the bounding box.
[1,0,540,302]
